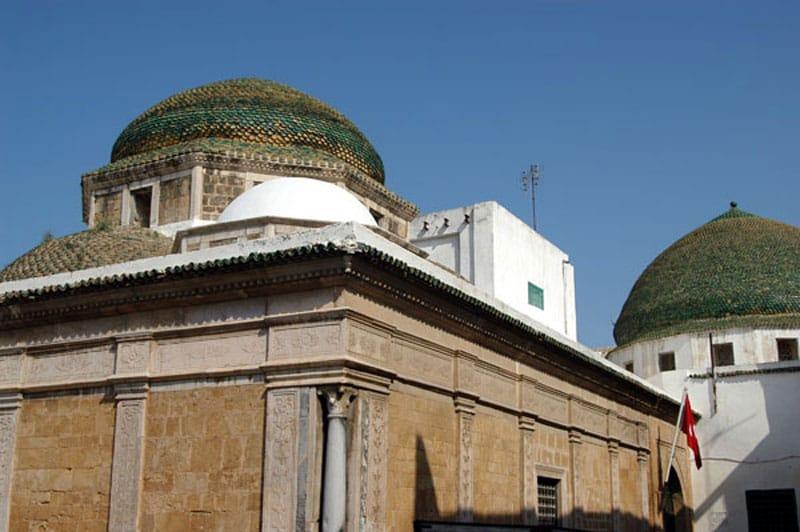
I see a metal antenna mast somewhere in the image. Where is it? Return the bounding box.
[521,164,541,230]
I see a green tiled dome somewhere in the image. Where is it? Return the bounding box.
[111,78,385,183]
[614,204,800,346]
[0,226,173,282]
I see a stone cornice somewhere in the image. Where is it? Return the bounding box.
[0,225,680,422]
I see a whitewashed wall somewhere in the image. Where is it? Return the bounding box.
[609,328,800,532]
[411,201,577,340]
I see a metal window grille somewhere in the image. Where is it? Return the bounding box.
[537,477,560,526]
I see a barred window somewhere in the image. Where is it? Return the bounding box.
[537,476,560,526]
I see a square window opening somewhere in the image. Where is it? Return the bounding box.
[130,187,152,228]
[712,342,735,367]
[659,352,676,372]
[777,338,799,362]
[746,489,799,532]
[528,282,544,310]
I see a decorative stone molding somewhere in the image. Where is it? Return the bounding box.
[519,415,537,525]
[454,395,475,522]
[568,429,583,529]
[0,350,23,388]
[108,382,148,532]
[0,393,21,531]
[608,440,621,532]
[114,334,153,376]
[637,449,651,529]
[348,390,389,532]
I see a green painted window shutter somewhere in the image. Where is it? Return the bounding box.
[528,282,544,309]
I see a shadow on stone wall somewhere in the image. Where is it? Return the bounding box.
[412,435,682,532]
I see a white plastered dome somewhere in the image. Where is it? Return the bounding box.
[217,177,377,226]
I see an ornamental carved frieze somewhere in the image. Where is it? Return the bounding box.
[26,345,114,384]
[269,322,342,360]
[115,338,151,375]
[156,330,265,373]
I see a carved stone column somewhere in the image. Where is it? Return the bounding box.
[637,450,650,530]
[519,415,537,525]
[348,390,389,532]
[455,396,475,522]
[108,382,148,532]
[608,440,621,532]
[568,429,583,529]
[320,386,356,532]
[0,393,22,530]
[262,387,323,532]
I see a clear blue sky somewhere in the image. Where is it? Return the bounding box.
[1,1,798,347]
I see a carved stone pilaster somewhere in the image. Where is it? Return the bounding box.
[568,429,583,529]
[348,390,389,532]
[108,382,148,532]
[637,449,651,530]
[519,415,537,525]
[455,395,475,522]
[0,393,22,531]
[263,388,308,532]
[608,440,621,532]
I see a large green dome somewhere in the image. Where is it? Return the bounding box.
[614,204,800,346]
[110,78,385,183]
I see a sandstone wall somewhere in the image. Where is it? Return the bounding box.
[158,176,191,224]
[473,407,520,524]
[202,171,245,220]
[140,384,264,532]
[94,191,122,226]
[9,392,114,532]
[387,384,457,529]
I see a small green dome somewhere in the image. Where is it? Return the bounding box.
[111,78,385,183]
[0,226,173,282]
[614,204,800,346]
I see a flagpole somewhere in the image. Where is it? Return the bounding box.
[663,387,687,485]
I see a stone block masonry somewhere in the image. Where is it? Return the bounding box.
[9,393,115,532]
[140,385,264,532]
[202,171,245,220]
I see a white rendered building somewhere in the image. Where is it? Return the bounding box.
[410,201,577,340]
[608,203,800,532]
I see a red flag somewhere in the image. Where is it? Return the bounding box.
[681,394,702,469]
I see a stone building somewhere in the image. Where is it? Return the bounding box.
[608,204,800,531]
[0,78,692,531]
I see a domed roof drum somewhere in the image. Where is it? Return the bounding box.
[111,78,385,183]
[614,204,800,346]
